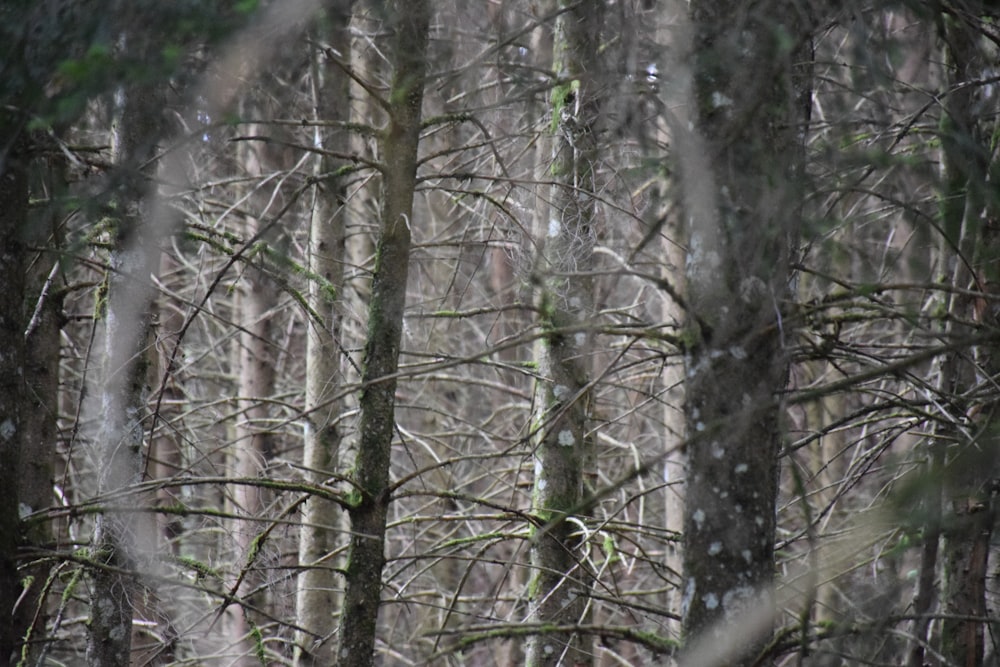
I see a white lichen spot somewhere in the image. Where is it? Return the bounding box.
[703,592,719,610]
[755,516,765,527]
[538,478,547,491]
[695,421,706,432]
[719,490,729,499]
[553,384,570,400]
[18,503,31,519]
[544,644,554,655]
[693,509,705,529]
[722,586,757,615]
[691,407,700,420]
[729,346,747,360]
[711,442,725,459]
[711,91,733,109]
[557,430,575,447]
[709,348,724,359]
[0,418,14,441]
[110,625,126,642]
[708,541,722,556]
[340,648,350,658]
[742,393,752,407]
[734,504,743,513]
[569,296,582,309]
[548,218,561,237]
[734,463,749,474]
[741,549,753,564]
[682,577,696,617]
[574,332,587,347]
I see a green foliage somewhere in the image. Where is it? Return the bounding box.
[249,620,267,664]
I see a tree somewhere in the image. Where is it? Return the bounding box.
[294,2,353,664]
[86,71,166,667]
[675,1,810,663]
[0,103,28,667]
[525,1,604,664]
[336,2,431,664]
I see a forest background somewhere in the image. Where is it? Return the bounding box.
[2,1,1000,666]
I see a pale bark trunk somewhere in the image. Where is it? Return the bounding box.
[87,78,164,667]
[336,2,430,665]
[227,220,278,666]
[294,3,352,664]
[525,2,603,665]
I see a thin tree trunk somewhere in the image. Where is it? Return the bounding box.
[295,3,352,664]
[525,1,603,665]
[16,150,68,667]
[937,7,998,665]
[676,3,809,665]
[0,117,28,667]
[336,2,430,665]
[228,204,279,667]
[87,78,165,667]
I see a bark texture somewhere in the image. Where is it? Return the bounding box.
[678,2,808,664]
[87,79,164,667]
[937,7,1000,666]
[294,3,352,665]
[525,1,603,665]
[336,2,430,665]
[0,117,28,667]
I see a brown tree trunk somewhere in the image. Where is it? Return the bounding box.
[937,6,999,666]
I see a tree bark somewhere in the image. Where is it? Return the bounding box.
[336,2,430,665]
[16,147,68,667]
[676,3,809,664]
[525,1,603,665]
[295,3,352,665]
[937,7,999,666]
[87,78,165,667]
[0,114,28,667]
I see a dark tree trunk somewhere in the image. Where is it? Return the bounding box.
[677,3,810,665]
[336,2,430,666]
[0,117,28,667]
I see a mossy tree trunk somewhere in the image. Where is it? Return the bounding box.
[336,2,430,665]
[677,3,809,664]
[525,2,603,665]
[86,76,165,667]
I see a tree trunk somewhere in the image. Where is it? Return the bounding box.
[0,116,28,667]
[937,7,999,666]
[676,3,808,664]
[525,1,603,665]
[336,2,430,665]
[16,148,68,667]
[87,78,165,667]
[295,3,352,664]
[227,159,280,666]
